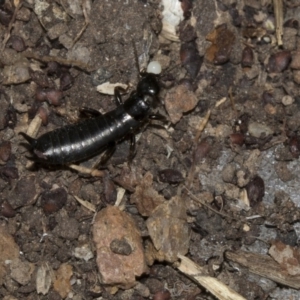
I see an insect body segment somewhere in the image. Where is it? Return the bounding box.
[20,72,161,165]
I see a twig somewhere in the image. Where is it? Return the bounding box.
[2,0,23,50]
[73,195,96,212]
[273,0,283,46]
[193,109,211,144]
[183,185,234,221]
[22,51,92,72]
[58,0,75,19]
[71,0,90,48]
[215,97,227,108]
[186,109,211,187]
[228,86,237,117]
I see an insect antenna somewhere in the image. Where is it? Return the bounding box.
[132,39,143,80]
[19,132,37,148]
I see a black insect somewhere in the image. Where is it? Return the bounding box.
[20,72,163,165]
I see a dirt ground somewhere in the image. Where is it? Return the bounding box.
[1,0,300,299]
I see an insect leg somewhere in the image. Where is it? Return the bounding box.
[19,132,37,147]
[148,113,167,122]
[114,87,127,106]
[128,134,136,164]
[99,143,116,166]
[79,107,102,117]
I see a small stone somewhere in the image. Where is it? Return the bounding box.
[282,95,294,106]
[290,50,300,69]
[245,176,265,205]
[134,282,150,298]
[248,122,274,138]
[289,136,300,158]
[48,23,68,40]
[241,46,254,68]
[205,24,235,65]
[130,172,165,217]
[0,201,16,218]
[73,244,94,261]
[41,187,67,214]
[222,164,236,183]
[3,60,31,85]
[224,183,240,199]
[0,226,19,285]
[16,7,31,22]
[55,214,79,241]
[275,162,294,182]
[282,27,297,51]
[93,206,147,288]
[230,133,245,146]
[158,169,184,184]
[67,44,91,65]
[53,263,73,298]
[110,238,132,256]
[266,50,291,73]
[264,103,277,115]
[236,169,250,187]
[165,84,198,124]
[293,70,300,84]
[0,141,11,162]
[10,259,35,285]
[59,33,73,49]
[180,41,202,78]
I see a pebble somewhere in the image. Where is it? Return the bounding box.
[282,95,294,106]
[248,121,274,138]
[293,70,300,84]
[266,50,291,73]
[290,50,300,69]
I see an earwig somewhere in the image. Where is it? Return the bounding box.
[20,72,163,165]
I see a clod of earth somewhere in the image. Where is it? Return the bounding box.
[93,206,147,289]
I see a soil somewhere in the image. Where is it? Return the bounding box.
[1,0,300,299]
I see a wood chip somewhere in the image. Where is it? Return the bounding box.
[225,250,300,289]
[74,195,96,212]
[177,255,246,300]
[68,164,104,177]
[96,82,128,95]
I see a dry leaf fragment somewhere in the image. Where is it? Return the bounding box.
[36,263,53,295]
[146,196,190,262]
[269,240,300,276]
[130,171,165,216]
[165,84,198,124]
[205,24,235,65]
